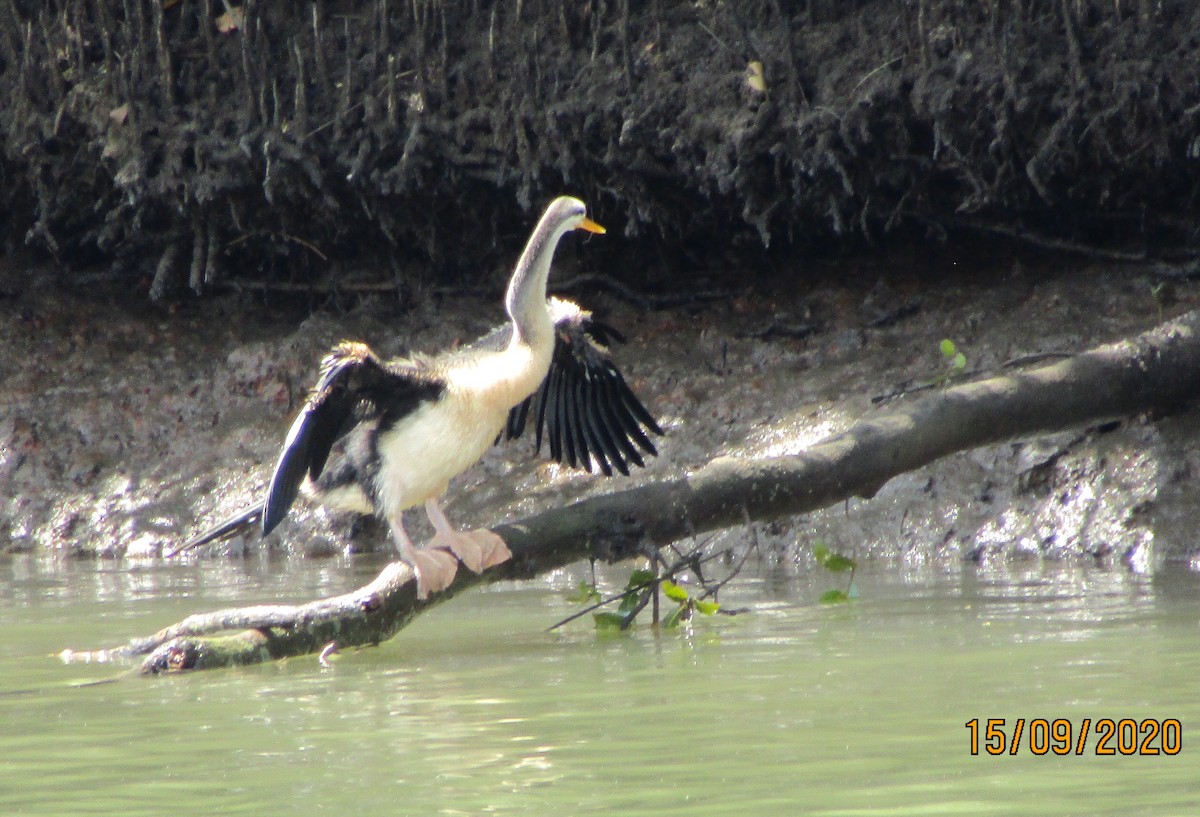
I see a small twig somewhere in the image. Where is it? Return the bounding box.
[686,537,716,585]
[228,279,398,294]
[548,585,640,631]
[848,55,903,101]
[1145,259,1200,280]
[306,104,361,139]
[739,319,817,341]
[665,533,719,584]
[651,555,660,625]
[545,549,728,632]
[1002,352,1073,369]
[697,20,732,53]
[304,70,415,138]
[871,367,991,404]
[224,231,329,262]
[697,505,758,603]
[950,218,1147,263]
[623,588,654,629]
[865,300,922,328]
[870,380,937,404]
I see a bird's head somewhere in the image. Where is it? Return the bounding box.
[544,196,606,238]
[506,196,607,332]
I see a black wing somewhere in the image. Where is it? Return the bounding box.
[504,306,663,476]
[168,504,263,556]
[261,341,443,535]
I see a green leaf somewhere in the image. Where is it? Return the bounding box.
[694,600,720,616]
[627,568,656,588]
[813,544,856,572]
[661,579,690,603]
[593,612,627,630]
[617,590,641,615]
[819,589,850,604]
[951,351,966,370]
[564,581,601,604]
[822,553,856,573]
[939,338,957,359]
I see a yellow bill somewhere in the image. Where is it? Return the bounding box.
[578,217,606,235]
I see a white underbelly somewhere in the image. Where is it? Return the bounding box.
[372,394,510,518]
[369,333,552,521]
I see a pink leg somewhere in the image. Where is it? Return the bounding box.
[390,514,457,600]
[424,498,512,573]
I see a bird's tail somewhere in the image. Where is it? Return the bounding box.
[166,504,263,557]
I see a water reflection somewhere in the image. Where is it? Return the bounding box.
[2,556,1199,816]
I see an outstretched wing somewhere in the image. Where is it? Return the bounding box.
[261,341,443,535]
[503,301,663,476]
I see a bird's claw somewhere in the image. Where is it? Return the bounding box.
[401,542,459,600]
[429,528,511,573]
[400,529,511,600]
[475,529,512,569]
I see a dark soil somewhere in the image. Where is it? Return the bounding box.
[2,1,1200,298]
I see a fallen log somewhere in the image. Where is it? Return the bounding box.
[67,308,1200,673]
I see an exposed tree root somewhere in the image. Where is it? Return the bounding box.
[68,308,1200,673]
[5,3,1200,292]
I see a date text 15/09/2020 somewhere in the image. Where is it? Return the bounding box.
[965,718,1181,756]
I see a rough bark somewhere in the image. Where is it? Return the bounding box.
[69,307,1200,673]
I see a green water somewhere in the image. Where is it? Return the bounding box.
[2,556,1198,816]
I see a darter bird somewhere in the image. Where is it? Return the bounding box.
[171,196,663,598]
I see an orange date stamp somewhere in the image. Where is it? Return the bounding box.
[965,718,1182,756]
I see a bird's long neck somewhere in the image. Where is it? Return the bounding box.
[504,214,569,348]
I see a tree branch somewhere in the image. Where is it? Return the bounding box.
[70,309,1200,673]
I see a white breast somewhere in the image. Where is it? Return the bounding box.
[373,335,552,520]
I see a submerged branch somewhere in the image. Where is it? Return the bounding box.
[74,309,1200,673]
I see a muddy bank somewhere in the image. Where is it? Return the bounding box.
[3,242,1200,573]
[2,2,1199,296]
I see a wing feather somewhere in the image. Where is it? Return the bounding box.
[609,362,664,439]
[572,366,603,474]
[509,392,531,439]
[545,356,564,462]
[558,358,578,467]
[596,370,647,468]
[585,367,624,475]
[532,374,549,453]
[574,358,595,471]
[503,301,663,474]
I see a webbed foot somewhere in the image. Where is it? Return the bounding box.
[401,541,459,599]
